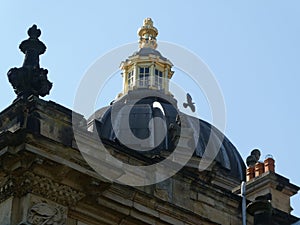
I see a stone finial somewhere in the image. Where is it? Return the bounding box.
[19,24,46,68]
[28,24,42,39]
[7,25,52,99]
[138,18,158,49]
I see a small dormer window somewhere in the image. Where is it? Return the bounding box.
[155,69,163,90]
[139,67,150,87]
[128,70,134,89]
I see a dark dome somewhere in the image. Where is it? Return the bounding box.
[89,90,246,182]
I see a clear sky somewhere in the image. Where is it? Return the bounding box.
[1,0,300,217]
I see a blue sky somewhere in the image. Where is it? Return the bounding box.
[1,0,300,216]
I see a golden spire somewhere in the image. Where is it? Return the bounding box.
[137,18,158,49]
[118,18,174,98]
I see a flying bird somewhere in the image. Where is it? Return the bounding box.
[183,93,195,112]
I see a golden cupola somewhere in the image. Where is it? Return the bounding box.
[119,18,174,97]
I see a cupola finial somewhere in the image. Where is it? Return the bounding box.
[138,18,158,49]
[118,19,174,98]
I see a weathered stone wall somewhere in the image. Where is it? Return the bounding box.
[0,99,297,225]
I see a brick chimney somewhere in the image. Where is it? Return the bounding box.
[245,151,276,181]
[246,155,275,181]
[233,150,299,224]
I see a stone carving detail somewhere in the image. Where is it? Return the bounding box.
[7,24,52,99]
[27,202,66,225]
[0,172,85,206]
[168,114,181,150]
[0,179,14,203]
[24,172,85,206]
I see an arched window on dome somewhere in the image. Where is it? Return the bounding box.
[155,69,163,90]
[138,67,150,87]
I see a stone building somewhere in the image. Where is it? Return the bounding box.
[0,19,299,225]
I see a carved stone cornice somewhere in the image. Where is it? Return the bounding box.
[0,172,85,206]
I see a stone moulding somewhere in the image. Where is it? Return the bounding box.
[0,172,85,207]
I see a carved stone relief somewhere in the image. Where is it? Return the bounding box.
[27,202,66,225]
[0,172,85,207]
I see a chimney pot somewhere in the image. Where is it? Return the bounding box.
[255,162,264,177]
[246,166,255,181]
[264,157,275,173]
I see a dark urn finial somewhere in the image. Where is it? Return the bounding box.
[7,25,52,99]
[246,149,261,167]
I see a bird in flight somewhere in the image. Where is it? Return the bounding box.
[183,93,195,112]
